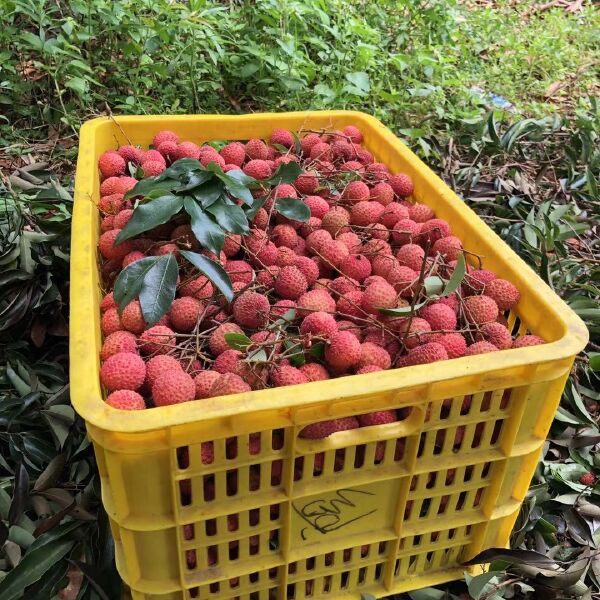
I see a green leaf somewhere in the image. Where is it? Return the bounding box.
[466,570,503,599]
[180,251,233,302]
[246,348,268,362]
[268,308,296,328]
[275,197,310,222]
[184,196,225,256]
[443,253,466,296]
[225,332,253,350]
[345,71,370,92]
[589,353,600,372]
[116,194,183,243]
[0,538,74,600]
[176,169,214,192]
[8,462,29,526]
[113,257,163,312]
[192,178,224,207]
[308,342,325,359]
[206,198,250,234]
[266,161,302,185]
[161,158,203,178]
[378,300,428,316]
[123,176,177,201]
[244,194,268,221]
[216,169,256,206]
[138,254,179,326]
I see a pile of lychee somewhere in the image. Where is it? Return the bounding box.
[96,125,543,439]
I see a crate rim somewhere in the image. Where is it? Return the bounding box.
[70,110,588,434]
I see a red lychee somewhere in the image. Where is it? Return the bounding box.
[105,390,145,410]
[297,289,336,314]
[476,322,512,350]
[485,279,520,311]
[432,236,463,261]
[401,342,448,366]
[232,291,270,328]
[325,331,361,369]
[321,207,350,236]
[358,343,391,370]
[101,308,122,335]
[465,341,499,356]
[388,173,414,197]
[300,312,337,338]
[245,138,269,160]
[139,325,176,355]
[299,363,330,382]
[303,195,330,219]
[435,333,467,358]
[152,370,196,406]
[270,365,308,387]
[370,182,395,206]
[210,373,251,397]
[194,371,221,399]
[300,416,359,439]
[100,352,146,391]
[512,335,544,348]
[170,297,203,332]
[98,151,126,179]
[341,181,370,204]
[270,128,294,148]
[275,266,308,300]
[396,243,425,272]
[464,296,499,325]
[243,159,271,180]
[153,130,179,148]
[145,355,183,388]
[419,303,457,331]
[99,229,134,260]
[362,280,397,314]
[407,202,434,223]
[100,331,137,361]
[358,410,396,426]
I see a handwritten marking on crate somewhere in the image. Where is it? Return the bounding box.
[291,479,402,544]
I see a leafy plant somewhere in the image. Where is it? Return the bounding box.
[112,158,307,324]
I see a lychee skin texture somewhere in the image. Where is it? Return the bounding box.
[299,363,330,382]
[101,292,117,313]
[402,342,448,366]
[270,128,294,148]
[213,350,243,374]
[100,352,146,391]
[293,256,320,287]
[465,341,499,356]
[358,342,392,370]
[380,203,409,229]
[152,130,179,148]
[408,203,434,223]
[419,303,457,331]
[358,410,396,426]
[170,297,203,332]
[121,300,146,334]
[388,173,414,197]
[465,269,497,294]
[220,142,246,166]
[325,331,362,369]
[106,390,146,410]
[396,244,425,272]
[321,207,350,236]
[476,322,512,350]
[99,176,138,197]
[243,159,272,180]
[436,333,467,359]
[433,236,463,261]
[356,365,383,374]
[209,323,244,356]
[275,266,308,300]
[299,416,360,439]
[245,138,269,160]
[100,331,137,361]
[300,312,338,338]
[114,209,133,229]
[98,151,126,178]
[512,335,544,348]
[579,472,596,486]
[362,280,397,314]
[464,296,499,326]
[304,196,329,219]
[342,125,363,144]
[350,201,385,226]
[370,182,395,206]
[152,370,196,407]
[232,291,270,328]
[270,365,308,387]
[210,373,251,397]
[146,355,183,388]
[225,260,254,284]
[298,289,336,314]
[99,229,134,260]
[336,290,365,320]
[342,181,370,204]
[194,371,221,399]
[272,224,298,249]
[118,145,144,165]
[485,279,521,311]
[101,308,122,335]
[300,134,322,156]
[295,172,319,194]
[139,326,176,355]
[141,160,165,177]
[320,240,349,268]
[340,254,372,283]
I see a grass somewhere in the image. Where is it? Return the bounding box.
[0,1,598,598]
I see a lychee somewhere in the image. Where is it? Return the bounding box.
[270,128,294,148]
[101,215,115,231]
[464,296,499,325]
[396,243,425,271]
[300,312,338,338]
[113,209,133,230]
[401,342,448,366]
[270,365,308,387]
[370,182,394,206]
[338,254,371,282]
[320,240,349,268]
[341,181,370,204]
[358,410,396,426]
[300,134,322,156]
[579,472,596,486]
[387,265,418,298]
[157,141,178,161]
[152,370,196,406]
[362,280,397,314]
[388,174,414,197]
[118,145,144,165]
[350,201,385,226]
[219,142,246,166]
[99,229,134,260]
[100,352,146,391]
[365,162,389,181]
[321,207,350,236]
[170,297,203,332]
[99,175,138,197]
[295,171,319,194]
[432,236,463,261]
[299,363,330,382]
[209,323,244,356]
[436,333,467,358]
[408,203,434,223]
[271,299,297,319]
[299,416,359,439]
[342,125,363,144]
[100,292,117,313]
[398,317,431,349]
[245,139,269,160]
[464,269,497,295]
[304,195,330,219]
[142,160,165,177]
[194,371,221,399]
[105,390,145,410]
[173,141,200,160]
[465,341,499,356]
[98,151,126,179]
[340,160,364,173]
[145,355,183,388]
[180,275,214,300]
[419,303,457,331]
[214,349,243,374]
[512,335,544,348]
[358,343,391,370]
[101,308,122,335]
[232,291,270,328]
[243,159,271,180]
[139,325,176,355]
[325,331,361,369]
[121,300,147,334]
[152,130,179,148]
[292,256,320,287]
[98,194,124,215]
[210,373,251,397]
[419,218,451,245]
[275,266,308,300]
[476,322,512,350]
[485,279,520,311]
[309,142,332,161]
[272,224,298,249]
[297,289,336,314]
[336,290,365,320]
[306,229,333,254]
[225,260,254,284]
[356,365,383,374]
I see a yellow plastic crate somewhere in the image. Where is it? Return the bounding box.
[71,111,588,600]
